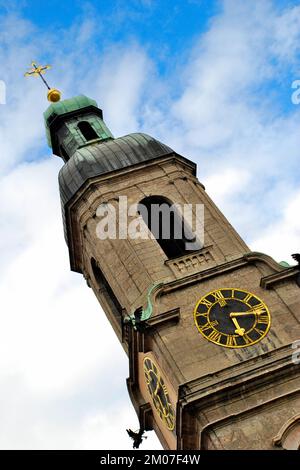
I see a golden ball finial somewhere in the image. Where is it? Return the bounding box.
[47,88,61,103]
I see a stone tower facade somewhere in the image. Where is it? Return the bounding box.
[45,95,300,450]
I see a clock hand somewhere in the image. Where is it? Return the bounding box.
[153,372,161,396]
[231,316,245,336]
[230,309,265,317]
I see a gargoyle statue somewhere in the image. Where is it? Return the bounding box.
[292,253,300,266]
[126,428,147,449]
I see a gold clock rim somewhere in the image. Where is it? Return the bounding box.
[193,287,271,349]
[143,356,175,431]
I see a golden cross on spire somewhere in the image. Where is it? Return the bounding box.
[24,61,61,103]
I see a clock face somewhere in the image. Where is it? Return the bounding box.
[194,288,271,348]
[143,357,175,431]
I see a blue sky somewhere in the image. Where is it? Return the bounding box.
[19,0,219,50]
[0,0,300,450]
[13,0,300,105]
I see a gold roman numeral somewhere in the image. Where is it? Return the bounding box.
[254,327,264,336]
[251,303,266,315]
[207,330,222,343]
[165,414,175,430]
[243,334,253,345]
[244,293,252,303]
[199,320,219,332]
[195,312,209,319]
[199,322,212,332]
[201,298,213,308]
[212,290,227,307]
[226,335,238,347]
[257,313,269,324]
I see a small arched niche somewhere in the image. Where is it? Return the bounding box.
[273,414,300,450]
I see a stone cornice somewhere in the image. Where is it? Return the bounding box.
[261,268,300,289]
[199,387,300,450]
[147,252,289,305]
[178,344,296,405]
[176,345,300,449]
[146,308,180,329]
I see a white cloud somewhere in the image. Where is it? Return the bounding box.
[204,168,251,204]
[93,44,153,136]
[0,159,158,448]
[252,189,300,263]
[0,14,161,449]
[142,0,300,257]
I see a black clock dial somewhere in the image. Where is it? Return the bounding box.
[143,357,175,431]
[194,288,271,348]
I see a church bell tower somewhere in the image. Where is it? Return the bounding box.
[44,95,300,450]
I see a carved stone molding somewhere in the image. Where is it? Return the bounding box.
[146,308,180,329]
[166,246,215,277]
[178,344,297,404]
[261,269,300,289]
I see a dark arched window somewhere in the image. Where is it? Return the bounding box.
[138,196,202,259]
[91,258,122,323]
[78,121,98,141]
